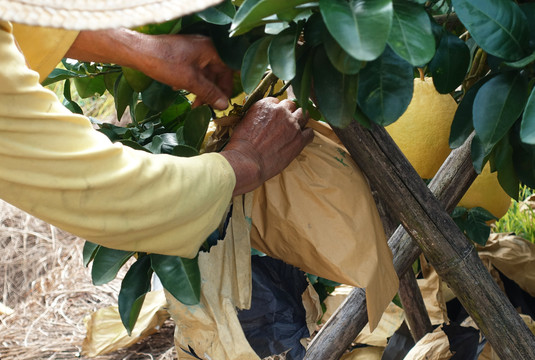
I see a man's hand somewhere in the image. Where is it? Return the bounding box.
[66,29,233,110]
[221,98,314,196]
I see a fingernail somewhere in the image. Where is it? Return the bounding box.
[215,98,227,110]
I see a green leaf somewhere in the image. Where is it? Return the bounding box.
[230,0,312,36]
[473,71,528,156]
[319,0,393,61]
[449,76,497,149]
[141,81,180,112]
[119,139,152,152]
[471,134,489,174]
[150,254,201,305]
[268,26,298,81]
[520,88,535,144]
[183,105,212,150]
[144,135,165,154]
[503,51,535,68]
[428,31,471,94]
[172,144,200,157]
[62,79,84,115]
[118,255,153,335]
[73,76,106,99]
[322,30,362,75]
[452,0,530,61]
[493,133,520,199]
[82,241,100,267]
[465,208,492,245]
[387,0,435,66]
[312,46,358,128]
[291,50,313,110]
[197,0,236,25]
[42,68,84,86]
[114,74,134,121]
[122,67,153,92]
[91,247,135,286]
[241,37,271,94]
[357,46,414,126]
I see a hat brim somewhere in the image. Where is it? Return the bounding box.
[0,0,224,30]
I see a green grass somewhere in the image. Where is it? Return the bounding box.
[493,186,535,243]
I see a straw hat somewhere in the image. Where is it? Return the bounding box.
[0,0,224,30]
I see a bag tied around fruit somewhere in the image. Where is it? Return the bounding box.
[250,120,399,330]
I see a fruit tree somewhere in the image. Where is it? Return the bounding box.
[49,0,535,358]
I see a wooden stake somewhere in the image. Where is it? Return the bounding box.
[305,122,535,359]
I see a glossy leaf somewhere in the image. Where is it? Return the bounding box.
[144,135,165,154]
[473,71,528,156]
[62,79,84,115]
[312,46,358,128]
[470,135,488,174]
[291,50,313,110]
[73,76,106,99]
[141,81,180,112]
[82,241,100,267]
[503,52,535,68]
[493,133,520,199]
[428,31,471,94]
[511,126,535,189]
[118,255,153,335]
[231,0,311,36]
[91,247,135,286]
[465,208,493,245]
[42,68,84,86]
[520,3,535,44]
[197,0,236,25]
[357,46,414,126]
[114,74,134,120]
[320,0,393,61]
[387,0,435,66]
[172,144,200,157]
[452,0,529,61]
[183,105,213,150]
[150,254,201,305]
[520,88,535,144]
[241,37,271,94]
[268,26,298,81]
[134,19,182,35]
[323,30,362,75]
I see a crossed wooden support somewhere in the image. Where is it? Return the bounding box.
[304,123,535,359]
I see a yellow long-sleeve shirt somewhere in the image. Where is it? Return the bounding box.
[0,21,235,258]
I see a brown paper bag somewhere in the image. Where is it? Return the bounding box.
[477,233,535,297]
[250,120,398,329]
[165,194,258,360]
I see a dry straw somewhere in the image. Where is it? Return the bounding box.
[0,200,176,359]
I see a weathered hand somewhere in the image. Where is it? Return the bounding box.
[138,34,233,110]
[66,30,233,110]
[221,98,314,196]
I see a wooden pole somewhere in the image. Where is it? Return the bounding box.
[305,122,535,359]
[305,132,476,359]
[398,270,433,342]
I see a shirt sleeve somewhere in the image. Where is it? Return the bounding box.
[0,23,236,258]
[12,22,79,83]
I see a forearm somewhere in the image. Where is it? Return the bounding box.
[65,28,144,70]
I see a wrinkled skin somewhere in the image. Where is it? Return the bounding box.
[67,30,314,195]
[222,98,314,195]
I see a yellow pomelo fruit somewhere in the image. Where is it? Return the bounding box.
[459,164,511,219]
[386,77,457,179]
